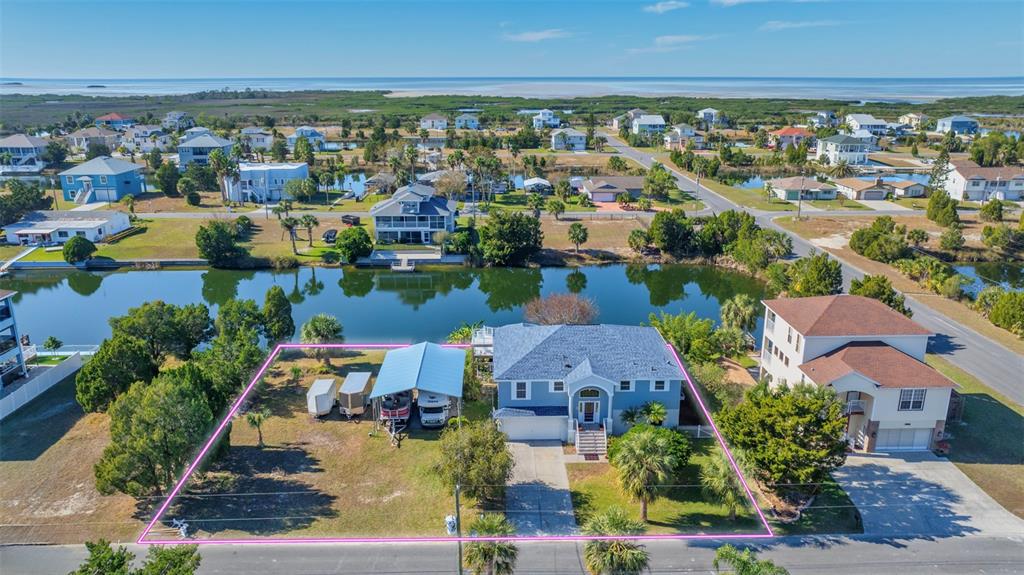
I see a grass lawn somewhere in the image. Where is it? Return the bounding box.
[489,192,597,213]
[807,199,871,210]
[0,245,25,260]
[890,197,929,210]
[926,355,1024,518]
[0,377,143,544]
[690,174,796,212]
[28,355,68,366]
[161,350,484,540]
[653,189,705,212]
[540,218,645,253]
[567,440,763,534]
[766,477,863,536]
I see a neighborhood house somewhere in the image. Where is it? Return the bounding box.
[581,177,644,202]
[631,114,666,135]
[612,108,647,130]
[532,109,560,129]
[936,115,979,135]
[229,162,310,203]
[241,127,274,150]
[454,114,480,130]
[0,134,48,175]
[370,183,456,244]
[769,127,814,150]
[287,126,326,151]
[94,113,134,130]
[0,290,28,388]
[58,156,146,202]
[832,177,890,201]
[844,114,889,137]
[663,124,704,151]
[944,160,1024,201]
[123,125,171,153]
[419,114,448,131]
[766,176,836,201]
[3,210,131,246]
[177,131,233,170]
[816,134,870,165]
[550,128,586,151]
[66,127,120,152]
[162,111,195,131]
[760,295,955,452]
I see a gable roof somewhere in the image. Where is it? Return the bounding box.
[421,113,446,121]
[582,176,644,192]
[833,177,886,192]
[68,127,118,138]
[179,132,232,148]
[938,115,977,123]
[59,156,142,176]
[951,160,1024,181]
[768,176,834,191]
[456,113,478,120]
[552,128,585,137]
[96,113,132,121]
[888,179,925,189]
[369,342,465,399]
[369,183,455,216]
[846,114,885,125]
[0,134,47,148]
[492,323,683,382]
[763,295,932,337]
[821,134,868,146]
[635,114,666,124]
[771,127,813,137]
[799,342,954,389]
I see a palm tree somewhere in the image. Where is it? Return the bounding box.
[763,182,774,205]
[700,447,744,521]
[828,159,853,179]
[527,192,545,218]
[280,217,300,253]
[463,514,519,575]
[271,204,287,221]
[120,194,135,219]
[568,222,588,253]
[581,508,650,575]
[300,214,319,247]
[546,198,565,221]
[245,407,271,448]
[300,313,343,366]
[640,401,667,426]
[720,294,758,342]
[610,426,674,522]
[713,544,790,575]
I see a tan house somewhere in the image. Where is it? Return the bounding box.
[833,177,890,200]
[66,127,120,151]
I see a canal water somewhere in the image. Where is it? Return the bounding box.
[955,262,1024,296]
[1,264,767,346]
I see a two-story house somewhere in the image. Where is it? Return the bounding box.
[369,183,456,244]
[94,113,134,131]
[66,127,120,152]
[631,114,667,135]
[532,109,560,129]
[287,126,325,151]
[935,115,979,135]
[0,134,48,175]
[612,108,647,131]
[123,125,171,153]
[760,295,955,452]
[229,162,310,203]
[162,111,195,131]
[807,110,838,128]
[240,127,274,151]
[898,113,928,129]
[58,156,146,202]
[945,160,1024,201]
[550,128,586,151]
[454,114,480,130]
[769,127,814,150]
[0,290,29,388]
[177,131,233,170]
[816,134,870,165]
[663,124,704,151]
[845,114,889,137]
[486,323,686,452]
[697,107,723,127]
[420,114,448,131]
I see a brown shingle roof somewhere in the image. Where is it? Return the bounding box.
[833,177,886,192]
[763,295,932,337]
[799,341,954,389]
[951,160,1024,181]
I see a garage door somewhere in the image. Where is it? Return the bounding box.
[862,190,886,201]
[875,428,932,451]
[497,416,566,441]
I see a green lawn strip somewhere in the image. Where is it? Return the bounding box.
[807,199,871,210]
[20,249,65,262]
[567,440,761,535]
[890,197,929,210]
[730,354,758,369]
[926,354,1024,518]
[688,174,796,212]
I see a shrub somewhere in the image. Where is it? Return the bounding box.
[608,424,692,482]
[234,215,253,237]
[271,255,299,270]
[989,291,1024,336]
[186,191,201,206]
[849,216,909,263]
[979,199,1004,222]
[62,236,97,264]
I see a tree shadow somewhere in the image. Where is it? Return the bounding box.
[926,333,964,355]
[0,376,83,462]
[505,479,578,536]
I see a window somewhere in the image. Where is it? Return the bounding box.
[57,231,69,238]
[513,382,530,400]
[653,380,667,392]
[580,388,600,398]
[99,176,107,184]
[765,338,774,354]
[795,334,802,353]
[787,326,793,344]
[65,175,73,184]
[783,355,789,367]
[766,310,776,324]
[898,389,926,411]
[619,380,632,392]
[550,381,565,393]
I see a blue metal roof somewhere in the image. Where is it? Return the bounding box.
[369,343,465,399]
[340,372,372,394]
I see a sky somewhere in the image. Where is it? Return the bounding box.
[1,0,1022,79]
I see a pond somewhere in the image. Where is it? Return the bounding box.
[1,264,767,347]
[955,262,1024,296]
[858,173,931,186]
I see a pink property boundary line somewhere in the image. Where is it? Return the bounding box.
[138,342,774,545]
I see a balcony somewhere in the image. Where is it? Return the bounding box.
[843,399,866,416]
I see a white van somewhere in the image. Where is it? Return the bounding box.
[417,391,451,428]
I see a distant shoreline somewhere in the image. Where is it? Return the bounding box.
[2,76,1023,102]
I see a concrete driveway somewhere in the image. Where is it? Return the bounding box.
[858,199,914,211]
[834,452,1024,538]
[505,441,577,535]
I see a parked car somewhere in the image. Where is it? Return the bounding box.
[341,215,360,226]
[321,229,338,243]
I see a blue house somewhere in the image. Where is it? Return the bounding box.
[489,324,686,450]
[58,156,146,203]
[287,126,325,151]
[177,131,233,171]
[94,113,134,130]
[936,115,979,135]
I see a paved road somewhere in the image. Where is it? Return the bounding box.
[3,534,1023,574]
[601,131,1024,406]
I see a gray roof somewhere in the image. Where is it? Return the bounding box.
[68,127,118,138]
[0,134,47,148]
[635,114,666,124]
[241,126,271,135]
[492,324,684,382]
[370,183,455,216]
[60,156,142,176]
[179,132,232,149]
[938,115,977,123]
[456,113,478,120]
[551,128,585,137]
[421,113,446,121]
[16,210,124,223]
[821,134,868,145]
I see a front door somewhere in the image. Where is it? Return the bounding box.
[578,401,598,424]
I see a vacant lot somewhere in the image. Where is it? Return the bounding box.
[152,350,481,540]
[540,217,646,254]
[0,378,142,544]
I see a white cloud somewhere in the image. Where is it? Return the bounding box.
[643,1,690,13]
[503,29,572,42]
[759,19,842,31]
[713,0,828,6]
[628,34,712,54]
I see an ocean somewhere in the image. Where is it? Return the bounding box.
[2,76,1022,102]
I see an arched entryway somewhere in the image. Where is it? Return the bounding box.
[572,386,609,427]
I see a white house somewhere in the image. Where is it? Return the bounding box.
[420,114,448,131]
[944,160,1024,201]
[845,114,889,136]
[760,295,954,452]
[663,124,704,151]
[287,126,325,151]
[162,111,195,131]
[807,111,838,128]
[697,108,723,127]
[0,134,48,175]
[0,289,29,388]
[631,114,666,135]
[454,114,480,130]
[240,127,274,151]
[550,128,586,151]
[935,116,979,135]
[177,131,233,170]
[4,210,131,246]
[612,108,647,131]
[66,127,120,152]
[898,113,928,129]
[123,125,171,153]
[229,162,310,203]
[532,109,560,129]
[816,135,870,165]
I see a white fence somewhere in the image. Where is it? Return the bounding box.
[0,353,83,421]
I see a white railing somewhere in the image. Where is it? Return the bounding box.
[471,326,494,347]
[1,353,84,420]
[570,418,579,445]
[21,345,36,362]
[843,399,866,415]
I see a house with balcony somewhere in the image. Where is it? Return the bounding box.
[550,128,586,151]
[287,126,326,151]
[240,127,274,151]
[4,210,131,246]
[532,109,561,129]
[845,114,889,137]
[935,115,979,135]
[177,131,233,170]
[898,113,928,129]
[760,294,955,452]
[94,113,134,131]
[123,125,171,153]
[612,108,647,130]
[162,111,195,131]
[807,110,838,128]
[816,134,870,165]
[369,183,456,244]
[58,156,146,202]
[0,134,48,176]
[766,176,836,201]
[631,114,666,136]
[663,124,704,151]
[419,114,448,131]
[769,127,814,150]
[66,127,120,152]
[0,290,29,388]
[944,160,1024,201]
[487,323,686,454]
[697,107,723,127]
[229,162,309,203]
[455,114,480,130]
